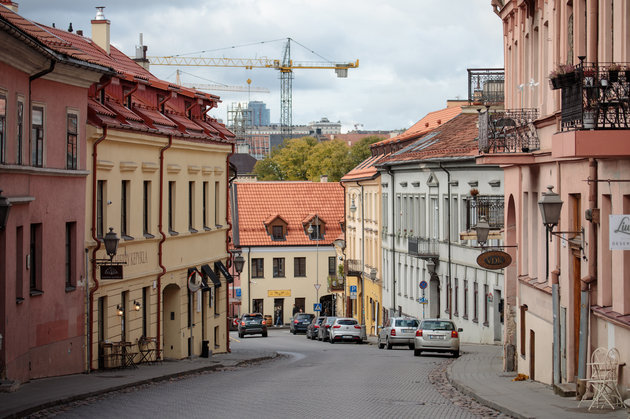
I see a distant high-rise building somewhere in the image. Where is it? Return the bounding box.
[248,101,271,126]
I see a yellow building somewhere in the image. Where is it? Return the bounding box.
[81,13,234,369]
[341,154,387,335]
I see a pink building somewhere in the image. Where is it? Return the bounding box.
[479,0,630,397]
[0,1,112,382]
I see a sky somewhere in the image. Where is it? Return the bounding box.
[16,0,504,133]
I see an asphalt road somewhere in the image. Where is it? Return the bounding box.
[45,329,504,418]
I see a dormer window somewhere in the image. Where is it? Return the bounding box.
[304,214,325,240]
[264,213,287,241]
[272,225,284,240]
[309,224,322,240]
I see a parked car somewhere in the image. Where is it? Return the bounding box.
[329,317,363,344]
[306,316,325,340]
[378,317,419,350]
[238,313,268,338]
[317,316,337,341]
[414,319,461,357]
[290,313,315,334]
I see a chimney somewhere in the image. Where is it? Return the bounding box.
[133,33,150,71]
[0,0,18,12]
[91,6,110,54]
[320,175,328,183]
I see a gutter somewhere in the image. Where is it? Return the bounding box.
[157,135,173,358]
[88,126,107,372]
[226,142,236,353]
[439,163,452,320]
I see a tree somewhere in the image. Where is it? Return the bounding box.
[349,135,384,167]
[305,140,352,182]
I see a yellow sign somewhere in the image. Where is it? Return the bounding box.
[268,290,291,297]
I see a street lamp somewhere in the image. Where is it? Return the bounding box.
[0,189,12,231]
[307,216,320,309]
[475,216,490,248]
[103,227,120,262]
[349,190,366,328]
[233,252,245,318]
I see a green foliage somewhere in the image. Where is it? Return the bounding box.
[253,135,385,182]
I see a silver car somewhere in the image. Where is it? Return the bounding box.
[414,319,461,357]
[378,317,419,350]
[317,316,337,341]
[329,317,362,344]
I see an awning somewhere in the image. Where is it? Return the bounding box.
[215,261,234,283]
[201,264,221,288]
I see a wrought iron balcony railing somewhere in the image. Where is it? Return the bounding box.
[468,68,505,105]
[408,237,439,259]
[345,259,362,276]
[556,62,630,131]
[478,108,540,154]
[465,195,504,230]
[328,275,344,291]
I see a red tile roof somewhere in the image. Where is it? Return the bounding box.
[233,182,344,247]
[340,152,391,182]
[379,113,479,164]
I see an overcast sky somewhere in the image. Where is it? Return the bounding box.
[17,0,504,132]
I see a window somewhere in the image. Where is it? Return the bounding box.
[121,291,128,341]
[16,99,24,164]
[143,181,152,237]
[214,181,220,226]
[29,223,42,293]
[202,181,208,228]
[382,193,388,230]
[273,258,285,277]
[473,282,479,322]
[31,106,44,167]
[16,226,24,302]
[66,112,78,169]
[96,180,105,238]
[213,286,219,315]
[328,256,336,276]
[65,222,76,289]
[0,93,6,163]
[453,278,458,316]
[520,305,528,356]
[294,257,306,277]
[272,225,284,240]
[252,258,264,278]
[142,286,149,337]
[189,181,196,232]
[309,224,322,240]
[463,280,468,319]
[168,181,176,234]
[121,180,130,237]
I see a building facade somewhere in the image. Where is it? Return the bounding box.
[479,0,630,391]
[0,2,112,382]
[230,181,344,323]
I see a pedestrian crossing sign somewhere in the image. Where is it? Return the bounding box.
[314,303,322,312]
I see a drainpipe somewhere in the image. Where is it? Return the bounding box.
[88,126,107,372]
[157,135,173,358]
[226,142,236,353]
[552,268,561,386]
[439,163,452,320]
[578,159,598,380]
[247,246,251,313]
[357,180,366,329]
[386,166,396,316]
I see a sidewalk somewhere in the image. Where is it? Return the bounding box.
[447,343,628,419]
[0,348,278,418]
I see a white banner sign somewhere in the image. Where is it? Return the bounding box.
[610,215,630,250]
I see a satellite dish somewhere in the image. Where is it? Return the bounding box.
[188,270,202,292]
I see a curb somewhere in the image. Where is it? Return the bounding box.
[4,353,279,419]
[445,358,532,419]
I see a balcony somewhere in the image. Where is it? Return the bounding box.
[557,62,630,131]
[328,275,344,291]
[345,259,362,276]
[478,108,540,154]
[408,237,439,259]
[468,68,505,105]
[465,195,504,230]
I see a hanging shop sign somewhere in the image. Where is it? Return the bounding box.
[610,215,630,250]
[476,250,512,270]
[100,264,123,280]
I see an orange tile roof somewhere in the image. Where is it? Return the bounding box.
[372,106,462,147]
[341,152,391,182]
[379,113,479,164]
[232,182,344,247]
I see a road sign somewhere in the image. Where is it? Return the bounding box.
[349,285,357,293]
[235,288,241,297]
[314,283,321,291]
[418,297,428,304]
[314,303,322,312]
[419,280,428,289]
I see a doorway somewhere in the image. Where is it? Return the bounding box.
[494,289,502,342]
[529,329,535,381]
[274,298,284,326]
[163,284,181,360]
[572,248,581,377]
[97,296,107,369]
[429,275,440,318]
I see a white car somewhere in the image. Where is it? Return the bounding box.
[414,319,461,357]
[329,318,363,344]
[378,317,419,350]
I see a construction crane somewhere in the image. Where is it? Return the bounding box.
[175,70,269,94]
[148,38,359,137]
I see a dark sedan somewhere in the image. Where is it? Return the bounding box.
[237,313,268,338]
[306,316,325,340]
[290,313,315,334]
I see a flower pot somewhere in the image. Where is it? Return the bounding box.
[550,77,562,90]
[601,79,608,88]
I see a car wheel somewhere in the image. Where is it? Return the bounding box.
[377,338,385,349]
[414,349,422,357]
[291,330,296,335]
[238,332,243,339]
[262,331,268,337]
[408,343,414,350]
[453,350,459,358]
[356,339,362,344]
[386,338,393,350]
[330,337,334,344]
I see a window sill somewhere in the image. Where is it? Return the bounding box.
[30,289,44,297]
[65,286,76,293]
[483,321,489,327]
[16,297,25,304]
[472,318,478,323]
[453,312,458,317]
[203,226,212,231]
[215,224,223,229]
[122,235,134,241]
[189,228,198,234]
[143,233,155,239]
[273,276,286,279]
[169,230,179,236]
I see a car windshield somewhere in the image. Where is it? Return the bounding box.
[395,319,418,328]
[297,314,314,320]
[243,316,261,321]
[338,319,358,326]
[325,317,337,324]
[421,321,454,331]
